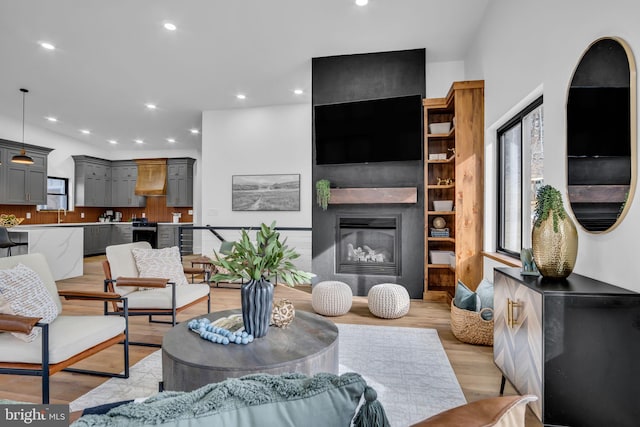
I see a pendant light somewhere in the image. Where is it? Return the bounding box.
[12,88,34,165]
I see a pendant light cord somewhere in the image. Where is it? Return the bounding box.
[22,89,26,144]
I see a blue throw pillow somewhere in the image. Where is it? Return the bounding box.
[476,279,494,320]
[454,280,476,311]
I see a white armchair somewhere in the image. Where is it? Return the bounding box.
[102,242,211,347]
[0,253,129,403]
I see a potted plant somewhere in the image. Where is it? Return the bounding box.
[211,221,312,337]
[316,179,331,210]
[531,185,578,278]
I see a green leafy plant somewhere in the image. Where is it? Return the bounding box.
[533,185,567,232]
[316,179,331,210]
[210,221,313,286]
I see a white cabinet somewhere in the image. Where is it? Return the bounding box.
[493,272,543,419]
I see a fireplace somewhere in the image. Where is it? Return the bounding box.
[336,216,400,276]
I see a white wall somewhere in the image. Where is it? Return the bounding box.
[200,104,312,271]
[426,61,466,98]
[466,0,640,291]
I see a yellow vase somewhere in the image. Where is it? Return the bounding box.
[532,210,578,279]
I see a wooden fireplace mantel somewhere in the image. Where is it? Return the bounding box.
[328,187,418,204]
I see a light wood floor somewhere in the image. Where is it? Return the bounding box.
[0,255,540,426]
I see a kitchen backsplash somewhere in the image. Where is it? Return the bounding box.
[0,196,193,224]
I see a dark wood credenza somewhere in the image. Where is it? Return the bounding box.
[494,268,640,427]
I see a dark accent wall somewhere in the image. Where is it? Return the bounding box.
[311,48,425,298]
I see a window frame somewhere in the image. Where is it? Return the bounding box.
[496,96,544,258]
[37,176,70,211]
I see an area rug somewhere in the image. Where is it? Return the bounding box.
[70,324,465,426]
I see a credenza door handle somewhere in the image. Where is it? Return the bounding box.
[507,298,522,328]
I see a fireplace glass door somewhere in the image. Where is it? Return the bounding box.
[336,216,400,276]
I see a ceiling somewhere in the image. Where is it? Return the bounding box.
[0,0,489,152]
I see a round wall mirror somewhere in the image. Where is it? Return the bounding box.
[567,37,637,233]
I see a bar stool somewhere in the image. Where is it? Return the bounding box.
[0,227,27,256]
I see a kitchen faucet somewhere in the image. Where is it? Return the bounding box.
[57,208,67,224]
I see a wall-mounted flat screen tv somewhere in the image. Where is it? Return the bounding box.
[314,94,423,165]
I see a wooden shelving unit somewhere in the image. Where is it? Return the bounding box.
[423,80,484,302]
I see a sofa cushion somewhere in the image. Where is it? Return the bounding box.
[106,242,153,295]
[0,315,125,364]
[117,283,210,310]
[0,253,62,312]
[132,246,189,288]
[0,263,59,342]
[73,372,374,427]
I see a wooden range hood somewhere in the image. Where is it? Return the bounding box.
[135,158,167,196]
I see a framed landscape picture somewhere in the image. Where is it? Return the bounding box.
[232,174,301,211]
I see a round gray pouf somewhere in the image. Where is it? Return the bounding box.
[368,283,410,319]
[312,281,353,316]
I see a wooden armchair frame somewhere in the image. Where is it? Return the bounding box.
[102,259,211,347]
[0,265,130,404]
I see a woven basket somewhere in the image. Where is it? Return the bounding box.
[450,301,494,346]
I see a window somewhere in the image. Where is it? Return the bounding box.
[497,97,544,256]
[37,177,69,211]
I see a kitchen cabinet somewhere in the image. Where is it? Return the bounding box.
[157,224,193,254]
[0,140,52,205]
[83,224,111,255]
[73,156,112,207]
[494,268,640,426]
[166,158,195,207]
[157,224,176,249]
[110,223,132,245]
[111,161,146,207]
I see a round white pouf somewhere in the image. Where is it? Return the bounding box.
[312,281,353,317]
[368,283,410,319]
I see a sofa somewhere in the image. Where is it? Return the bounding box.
[71,372,387,427]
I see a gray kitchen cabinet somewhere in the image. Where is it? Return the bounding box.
[157,224,193,254]
[166,158,195,207]
[84,224,112,256]
[73,156,112,207]
[111,161,145,207]
[110,223,132,245]
[0,140,52,205]
[157,224,176,249]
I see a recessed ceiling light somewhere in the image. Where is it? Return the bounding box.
[294,89,304,95]
[164,22,177,31]
[107,139,118,144]
[45,116,58,122]
[355,0,368,5]
[134,139,144,144]
[40,42,56,50]
[167,138,176,143]
[80,129,91,135]
[145,103,157,110]
[236,94,246,100]
[190,129,200,135]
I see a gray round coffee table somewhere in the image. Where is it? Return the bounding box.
[162,309,339,392]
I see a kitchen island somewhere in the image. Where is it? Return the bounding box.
[8,225,84,280]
